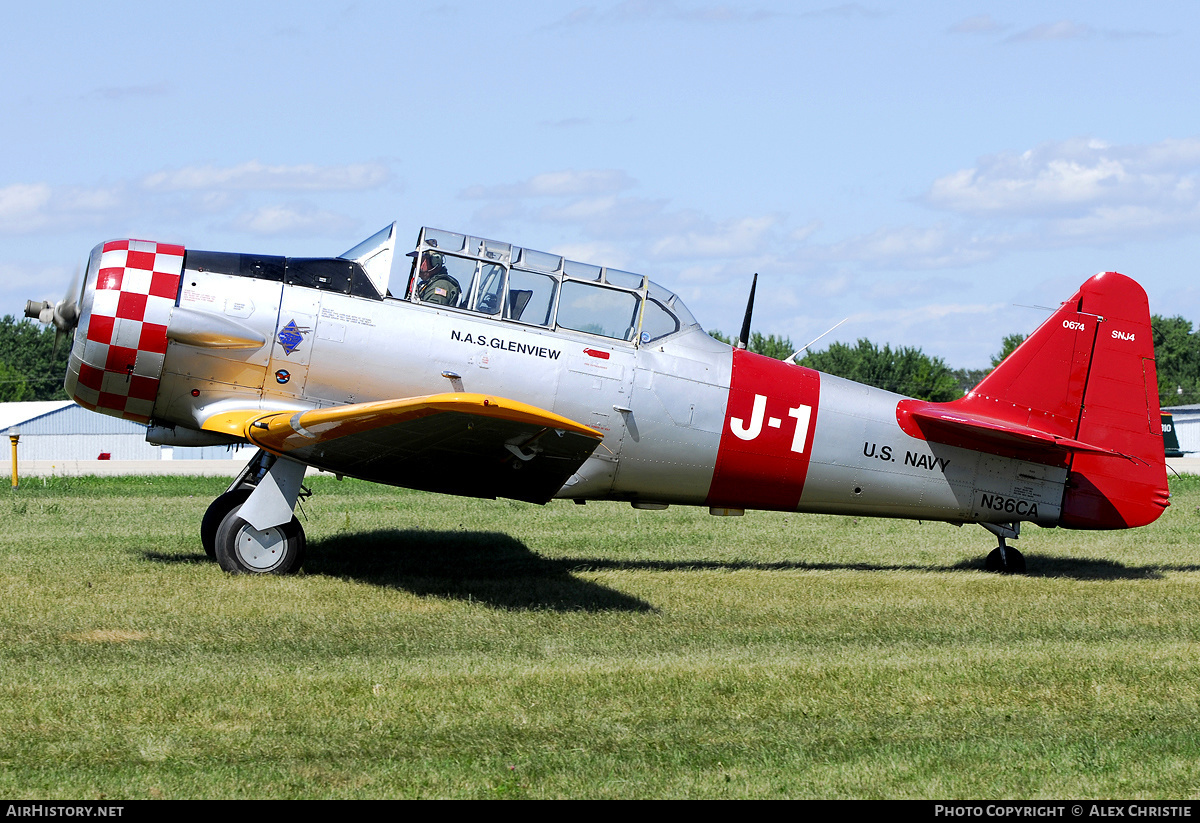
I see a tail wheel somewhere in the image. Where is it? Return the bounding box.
[200,487,253,559]
[985,546,1026,574]
[213,502,305,575]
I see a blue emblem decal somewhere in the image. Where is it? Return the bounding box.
[275,369,291,384]
[277,319,309,355]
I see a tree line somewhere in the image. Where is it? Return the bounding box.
[2,312,1199,406]
[711,317,1200,406]
[0,316,71,402]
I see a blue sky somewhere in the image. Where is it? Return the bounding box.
[4,1,1199,366]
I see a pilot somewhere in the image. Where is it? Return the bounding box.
[412,247,461,306]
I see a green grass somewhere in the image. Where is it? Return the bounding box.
[2,474,1199,798]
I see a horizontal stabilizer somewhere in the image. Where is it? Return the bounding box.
[898,402,1123,462]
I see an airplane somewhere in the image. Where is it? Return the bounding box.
[24,223,1169,575]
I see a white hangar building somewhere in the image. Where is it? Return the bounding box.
[0,401,239,462]
[1163,404,1200,455]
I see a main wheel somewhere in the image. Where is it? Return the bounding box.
[985,546,1026,574]
[200,487,253,559]
[213,502,305,575]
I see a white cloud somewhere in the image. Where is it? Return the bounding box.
[0,260,70,300]
[542,195,623,220]
[225,203,358,237]
[828,223,1000,269]
[799,4,883,21]
[1048,203,1200,242]
[650,215,778,258]
[790,220,822,243]
[0,161,391,238]
[538,117,592,129]
[551,1,786,26]
[462,169,636,199]
[775,137,1200,275]
[60,187,122,212]
[464,169,789,267]
[948,14,1004,35]
[0,182,122,235]
[85,83,170,101]
[1007,20,1094,42]
[1002,19,1162,43]
[550,241,631,268]
[142,161,390,192]
[851,301,1003,326]
[923,137,1200,239]
[673,260,730,286]
[0,183,52,224]
[462,137,1200,282]
[537,195,674,239]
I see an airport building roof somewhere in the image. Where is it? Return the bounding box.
[0,401,75,434]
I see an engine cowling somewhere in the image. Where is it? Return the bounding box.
[66,239,185,424]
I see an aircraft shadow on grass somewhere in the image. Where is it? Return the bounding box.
[534,554,1189,581]
[144,526,1200,608]
[149,529,656,613]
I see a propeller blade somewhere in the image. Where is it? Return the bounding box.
[27,266,83,355]
[54,265,81,332]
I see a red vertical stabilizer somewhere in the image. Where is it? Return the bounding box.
[897,272,1168,528]
[967,272,1168,528]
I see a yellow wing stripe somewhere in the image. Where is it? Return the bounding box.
[201,409,267,437]
[203,393,601,454]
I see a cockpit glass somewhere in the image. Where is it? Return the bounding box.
[405,227,701,343]
[422,228,468,253]
[563,260,602,281]
[507,269,557,326]
[516,248,562,273]
[464,262,505,315]
[556,281,640,341]
[648,282,698,329]
[640,298,680,343]
[604,268,644,289]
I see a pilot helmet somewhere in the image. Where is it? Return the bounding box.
[408,239,444,273]
[423,250,445,271]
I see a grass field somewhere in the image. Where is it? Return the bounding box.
[2,473,1199,799]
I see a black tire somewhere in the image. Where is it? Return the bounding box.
[213,502,305,575]
[200,488,253,559]
[1005,546,1026,574]
[985,546,1026,574]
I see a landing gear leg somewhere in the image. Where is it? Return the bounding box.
[982,522,1025,574]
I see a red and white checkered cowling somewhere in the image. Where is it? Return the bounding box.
[65,239,185,424]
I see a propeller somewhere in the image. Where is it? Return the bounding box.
[25,266,82,354]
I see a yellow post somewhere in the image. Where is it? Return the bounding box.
[9,434,18,488]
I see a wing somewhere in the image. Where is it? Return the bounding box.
[202,393,603,504]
